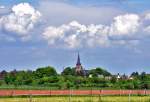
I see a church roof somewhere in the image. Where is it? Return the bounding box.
[76,52,81,65]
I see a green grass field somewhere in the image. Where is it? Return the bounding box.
[0,85,117,90]
[0,96,150,102]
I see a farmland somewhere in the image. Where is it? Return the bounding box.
[0,96,150,102]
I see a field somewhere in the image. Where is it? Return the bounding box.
[0,96,150,102]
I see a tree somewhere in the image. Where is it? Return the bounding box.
[66,80,73,89]
[141,72,146,80]
[13,71,33,85]
[61,67,74,75]
[111,76,117,84]
[131,72,139,77]
[35,66,57,78]
[5,73,16,85]
[89,67,111,77]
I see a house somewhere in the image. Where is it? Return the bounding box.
[0,70,7,80]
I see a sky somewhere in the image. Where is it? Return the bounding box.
[0,0,150,75]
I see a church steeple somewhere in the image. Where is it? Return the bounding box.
[75,52,83,75]
[75,52,88,76]
[76,52,81,66]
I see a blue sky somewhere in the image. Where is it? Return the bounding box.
[0,0,150,75]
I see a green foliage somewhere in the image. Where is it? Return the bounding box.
[1,66,150,90]
[0,80,5,86]
[35,66,57,78]
[110,76,117,83]
[89,67,111,77]
[0,96,150,102]
[15,71,33,85]
[4,73,16,85]
[61,67,75,76]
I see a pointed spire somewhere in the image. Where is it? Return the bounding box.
[76,52,81,66]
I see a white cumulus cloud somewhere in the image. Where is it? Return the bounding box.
[42,21,84,48]
[42,21,110,48]
[42,13,143,48]
[145,13,150,20]
[0,3,41,40]
[144,13,150,34]
[0,6,5,9]
[110,14,140,36]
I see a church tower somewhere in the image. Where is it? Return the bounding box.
[75,52,83,75]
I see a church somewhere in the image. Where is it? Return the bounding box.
[75,53,89,76]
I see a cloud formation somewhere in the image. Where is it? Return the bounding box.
[0,2,150,49]
[110,14,140,36]
[0,6,5,9]
[42,13,145,48]
[0,3,41,41]
[144,13,150,33]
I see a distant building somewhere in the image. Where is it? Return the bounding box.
[117,73,120,79]
[105,76,112,80]
[0,70,7,80]
[10,69,17,76]
[98,74,104,78]
[129,77,133,80]
[89,74,92,78]
[75,53,89,76]
[115,73,133,80]
[121,73,128,80]
[75,52,83,74]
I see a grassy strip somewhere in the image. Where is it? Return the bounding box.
[0,96,150,102]
[0,94,149,98]
[0,85,122,90]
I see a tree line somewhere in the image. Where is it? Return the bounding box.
[0,66,149,89]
